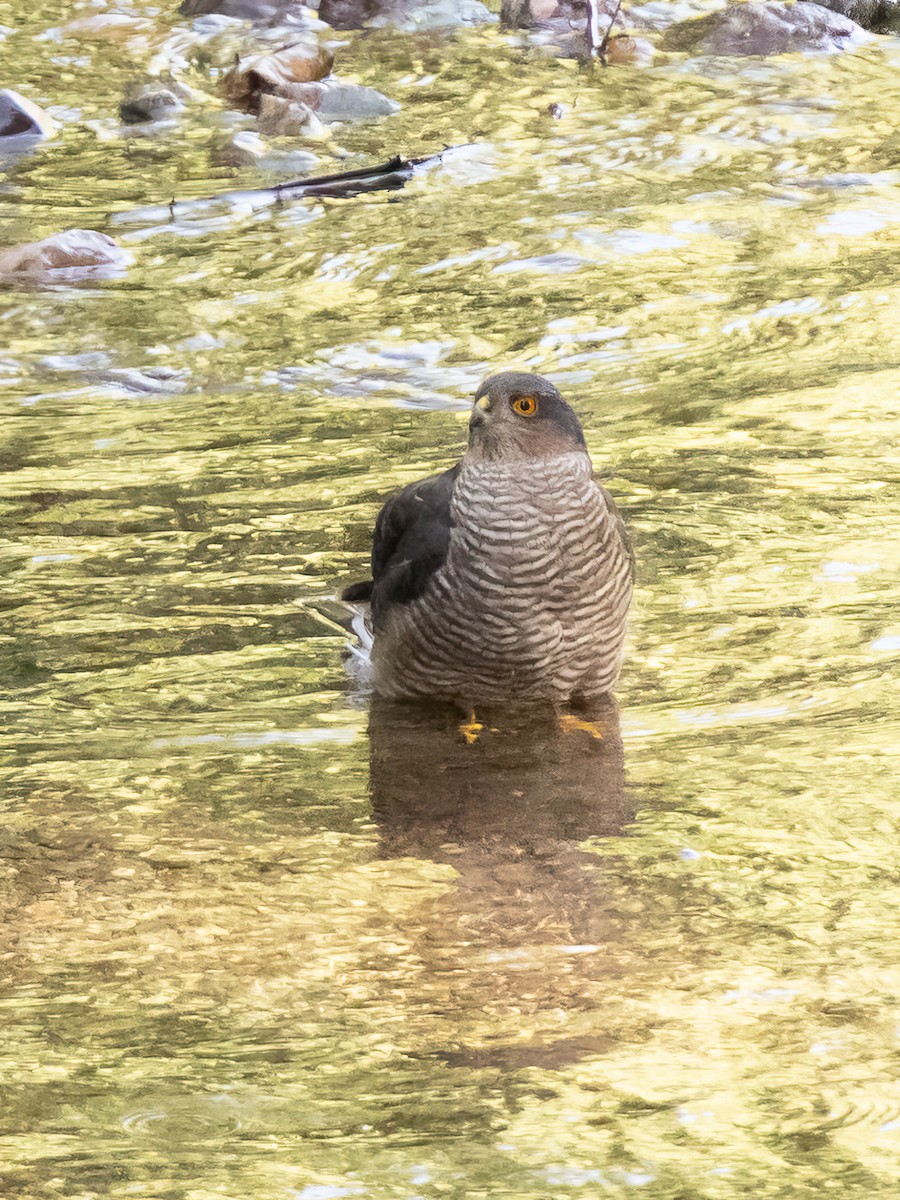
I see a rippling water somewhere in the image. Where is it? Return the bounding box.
[2,1,900,1197]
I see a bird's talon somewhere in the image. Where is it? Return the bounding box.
[459,711,484,745]
[558,714,605,740]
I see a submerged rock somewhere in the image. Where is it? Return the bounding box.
[219,128,269,164]
[99,366,191,394]
[318,0,495,30]
[217,128,321,168]
[61,13,155,40]
[222,40,333,109]
[0,230,129,283]
[120,81,186,124]
[661,0,867,54]
[279,79,399,120]
[0,89,57,142]
[256,93,328,137]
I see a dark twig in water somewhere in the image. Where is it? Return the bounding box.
[146,149,459,225]
[270,154,432,198]
[587,0,623,63]
[189,151,450,211]
[599,0,623,58]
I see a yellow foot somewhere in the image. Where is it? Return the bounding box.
[458,710,485,745]
[558,714,605,741]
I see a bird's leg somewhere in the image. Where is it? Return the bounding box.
[458,709,485,745]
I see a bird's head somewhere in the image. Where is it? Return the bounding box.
[467,371,588,462]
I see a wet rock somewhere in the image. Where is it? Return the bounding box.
[807,0,900,31]
[180,0,300,17]
[42,356,190,393]
[319,0,495,30]
[624,1,687,32]
[222,40,333,109]
[501,0,585,27]
[660,0,868,54]
[256,93,328,137]
[605,33,655,63]
[101,366,190,394]
[279,79,399,120]
[500,0,628,55]
[219,129,269,164]
[120,81,186,124]
[501,0,623,29]
[217,128,321,168]
[0,230,129,283]
[0,89,57,142]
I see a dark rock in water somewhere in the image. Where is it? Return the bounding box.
[179,0,302,19]
[280,79,400,120]
[806,0,900,31]
[319,0,495,30]
[0,230,129,283]
[120,82,185,124]
[0,89,57,142]
[661,0,868,54]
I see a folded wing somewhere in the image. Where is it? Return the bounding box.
[342,464,460,629]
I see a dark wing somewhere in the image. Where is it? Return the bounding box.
[341,464,459,628]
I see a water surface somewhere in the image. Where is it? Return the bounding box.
[2,2,900,1197]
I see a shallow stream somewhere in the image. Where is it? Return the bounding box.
[2,2,900,1197]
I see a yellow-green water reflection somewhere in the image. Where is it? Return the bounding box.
[1,1,900,1197]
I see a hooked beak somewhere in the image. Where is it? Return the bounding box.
[468,392,492,433]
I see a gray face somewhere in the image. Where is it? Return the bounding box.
[467,371,588,462]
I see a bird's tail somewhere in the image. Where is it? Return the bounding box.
[342,605,374,689]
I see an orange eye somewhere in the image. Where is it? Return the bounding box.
[512,395,537,417]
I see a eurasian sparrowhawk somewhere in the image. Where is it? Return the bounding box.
[342,371,633,705]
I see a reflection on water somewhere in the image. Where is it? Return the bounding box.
[370,696,629,854]
[2,0,900,1197]
[370,700,632,1074]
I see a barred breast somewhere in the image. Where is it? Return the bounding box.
[371,451,633,704]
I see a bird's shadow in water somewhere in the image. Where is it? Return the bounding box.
[368,696,631,860]
[366,698,634,1071]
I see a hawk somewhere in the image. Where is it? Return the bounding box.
[342,371,633,708]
